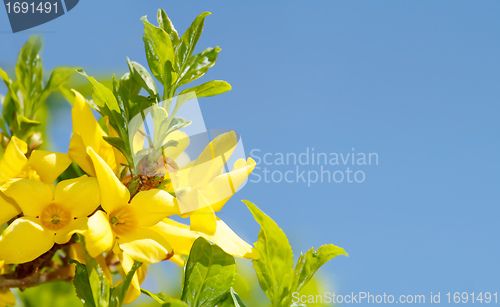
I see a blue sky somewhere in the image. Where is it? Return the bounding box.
[2,1,500,305]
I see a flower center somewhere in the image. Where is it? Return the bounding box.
[40,204,71,231]
[109,206,137,236]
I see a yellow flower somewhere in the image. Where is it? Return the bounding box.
[0,261,14,307]
[68,243,147,305]
[152,218,259,265]
[0,136,71,225]
[0,288,15,307]
[172,131,256,235]
[0,176,100,264]
[119,252,148,304]
[68,90,126,176]
[86,147,179,263]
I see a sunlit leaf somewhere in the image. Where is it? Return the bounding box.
[181,237,236,307]
[244,200,294,307]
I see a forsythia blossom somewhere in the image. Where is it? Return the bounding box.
[0,136,71,225]
[0,176,100,264]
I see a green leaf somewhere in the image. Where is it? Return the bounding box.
[127,58,158,97]
[141,289,189,306]
[0,67,11,85]
[38,66,78,104]
[110,261,142,307]
[103,136,131,162]
[162,301,190,307]
[243,200,294,307]
[178,47,221,87]
[292,244,348,292]
[217,288,247,307]
[182,80,231,98]
[78,70,127,138]
[78,70,120,113]
[148,104,169,150]
[117,72,152,121]
[175,12,211,73]
[158,9,180,46]
[19,281,84,307]
[79,235,111,307]
[181,237,236,307]
[163,60,177,99]
[166,117,191,136]
[17,115,40,139]
[70,260,97,307]
[15,35,44,103]
[0,68,22,123]
[176,80,231,109]
[141,16,175,84]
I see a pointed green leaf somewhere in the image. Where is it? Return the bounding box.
[158,9,180,46]
[110,261,142,307]
[178,47,220,87]
[79,235,110,307]
[166,117,191,136]
[181,237,236,307]
[0,67,11,85]
[0,68,22,118]
[243,200,294,306]
[103,136,130,162]
[70,260,97,307]
[176,80,231,109]
[293,244,348,292]
[78,70,120,113]
[217,288,247,307]
[16,35,44,101]
[162,301,189,307]
[127,58,158,97]
[141,289,189,306]
[78,70,127,137]
[175,12,211,72]
[141,16,175,84]
[37,66,77,108]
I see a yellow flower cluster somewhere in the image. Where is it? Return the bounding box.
[0,91,258,305]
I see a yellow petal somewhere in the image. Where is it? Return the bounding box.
[120,253,148,305]
[151,219,198,256]
[163,131,190,160]
[120,252,148,305]
[83,211,114,258]
[0,179,53,217]
[205,157,256,212]
[0,217,54,264]
[169,254,185,266]
[0,289,15,307]
[53,176,100,217]
[0,192,21,225]
[105,116,128,166]
[88,147,130,213]
[28,150,72,184]
[0,136,28,183]
[202,218,259,260]
[53,217,89,244]
[68,242,86,264]
[69,132,96,176]
[130,189,179,227]
[69,91,118,174]
[118,227,172,263]
[132,125,145,155]
[67,243,114,285]
[190,205,217,235]
[155,218,259,260]
[188,131,237,189]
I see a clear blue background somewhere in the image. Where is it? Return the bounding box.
[2,1,500,305]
